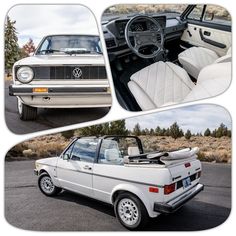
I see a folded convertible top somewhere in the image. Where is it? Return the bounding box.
[124,147,199,165]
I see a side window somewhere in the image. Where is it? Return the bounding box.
[70,138,98,163]
[203,5,231,26]
[98,137,141,165]
[187,5,204,21]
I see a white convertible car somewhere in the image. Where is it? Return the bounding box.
[9,34,111,120]
[102,4,231,111]
[34,135,203,230]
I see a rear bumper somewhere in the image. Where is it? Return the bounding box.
[154,183,204,214]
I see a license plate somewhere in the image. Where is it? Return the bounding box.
[182,177,191,189]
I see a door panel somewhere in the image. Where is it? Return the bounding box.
[181,23,231,56]
[56,158,93,196]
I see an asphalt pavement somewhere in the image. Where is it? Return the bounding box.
[5,161,231,231]
[5,81,110,134]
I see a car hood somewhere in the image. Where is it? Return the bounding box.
[14,54,105,66]
[36,157,58,166]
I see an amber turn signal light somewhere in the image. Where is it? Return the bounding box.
[33,87,48,93]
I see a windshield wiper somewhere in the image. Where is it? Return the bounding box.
[37,49,64,54]
[64,49,91,55]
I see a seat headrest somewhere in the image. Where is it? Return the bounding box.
[128,146,140,156]
[104,148,120,161]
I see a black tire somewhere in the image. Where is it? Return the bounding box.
[38,173,62,197]
[18,99,37,121]
[114,192,149,230]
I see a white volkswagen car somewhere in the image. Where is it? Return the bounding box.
[9,34,112,120]
[34,135,204,230]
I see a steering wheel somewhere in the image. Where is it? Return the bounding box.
[125,15,164,59]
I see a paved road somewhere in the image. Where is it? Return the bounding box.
[5,161,231,231]
[5,81,110,134]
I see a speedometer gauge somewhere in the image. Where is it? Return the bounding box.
[149,23,158,31]
[134,23,144,31]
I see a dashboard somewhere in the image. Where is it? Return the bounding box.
[115,16,166,37]
[102,14,187,54]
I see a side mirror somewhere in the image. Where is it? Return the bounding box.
[63,153,70,161]
[205,12,214,21]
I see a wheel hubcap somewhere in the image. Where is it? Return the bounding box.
[118,198,139,226]
[40,176,55,194]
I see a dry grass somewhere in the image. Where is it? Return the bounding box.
[6,133,71,161]
[5,134,231,163]
[140,135,231,163]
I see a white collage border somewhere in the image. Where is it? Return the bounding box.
[0,0,234,235]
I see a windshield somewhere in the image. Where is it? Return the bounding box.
[103,4,187,19]
[36,35,102,55]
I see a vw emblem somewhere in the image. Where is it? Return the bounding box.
[72,67,82,78]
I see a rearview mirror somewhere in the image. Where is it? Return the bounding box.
[205,12,214,21]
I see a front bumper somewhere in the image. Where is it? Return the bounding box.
[9,84,109,96]
[154,183,204,214]
[9,83,112,108]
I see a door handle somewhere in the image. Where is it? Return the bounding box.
[199,29,226,48]
[203,31,211,36]
[187,30,192,37]
[83,165,92,170]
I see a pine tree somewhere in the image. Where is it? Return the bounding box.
[164,128,170,136]
[185,130,192,140]
[216,123,228,138]
[23,38,36,55]
[109,120,128,135]
[169,122,183,139]
[5,16,20,75]
[149,128,154,135]
[155,126,162,136]
[61,130,75,139]
[79,124,105,136]
[133,123,141,136]
[204,128,211,136]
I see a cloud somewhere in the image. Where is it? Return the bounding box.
[8,5,98,47]
[125,104,231,133]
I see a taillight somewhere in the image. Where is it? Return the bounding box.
[197,171,201,178]
[149,187,159,193]
[164,183,176,195]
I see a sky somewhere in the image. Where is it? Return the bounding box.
[125,104,231,134]
[8,5,99,47]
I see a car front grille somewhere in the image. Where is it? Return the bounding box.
[15,65,107,80]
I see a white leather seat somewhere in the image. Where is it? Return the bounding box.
[128,61,231,111]
[103,148,123,164]
[183,62,231,102]
[128,61,195,110]
[128,146,140,156]
[178,46,231,79]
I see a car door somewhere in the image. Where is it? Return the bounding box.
[56,138,98,197]
[93,137,142,203]
[181,4,231,56]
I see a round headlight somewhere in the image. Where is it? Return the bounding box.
[16,66,34,83]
